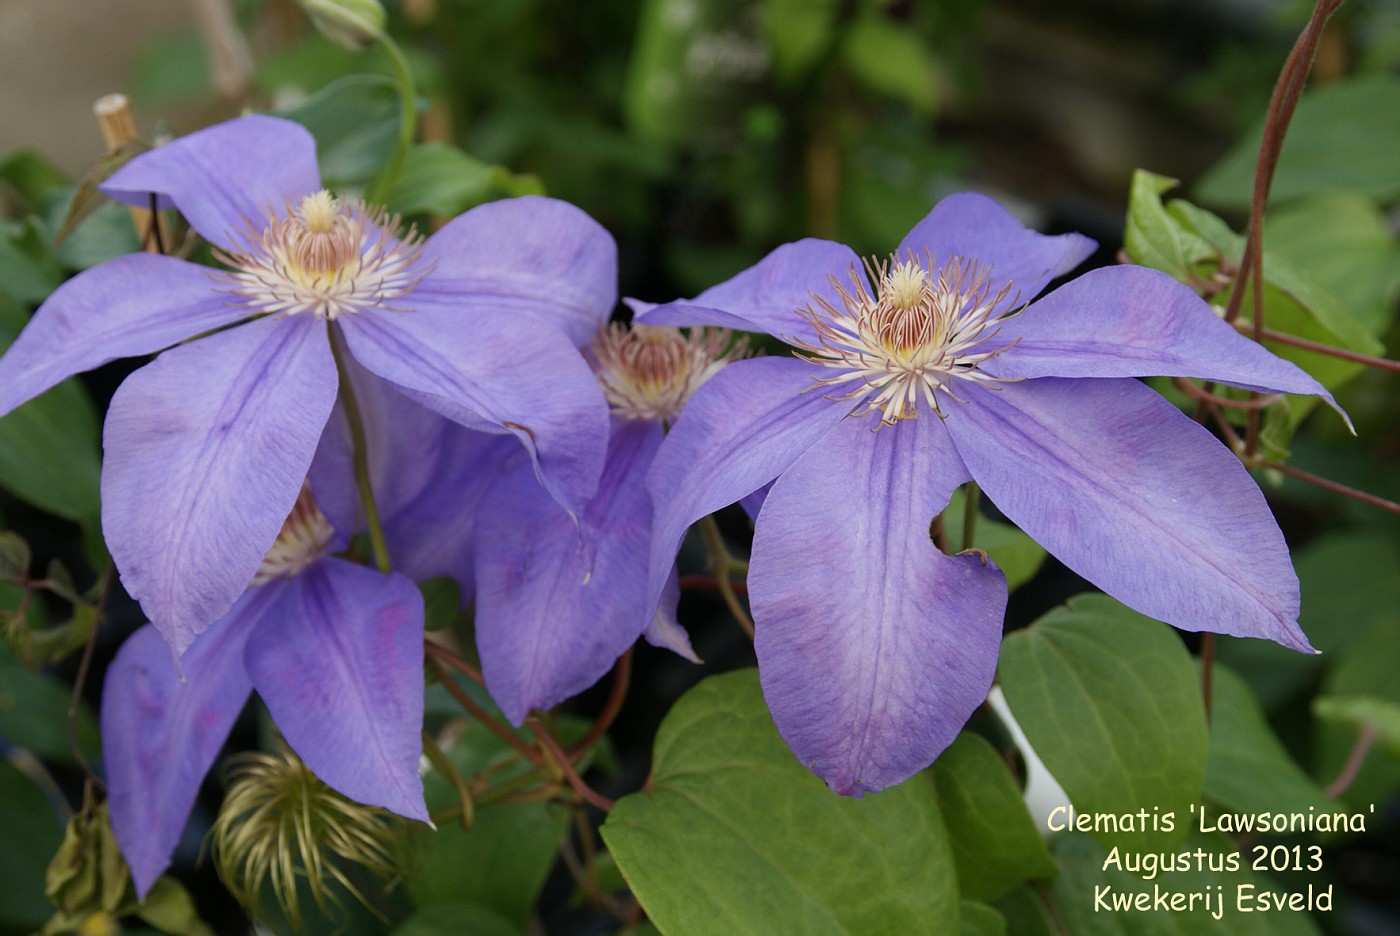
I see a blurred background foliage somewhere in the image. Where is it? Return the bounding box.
[1,0,1398,934]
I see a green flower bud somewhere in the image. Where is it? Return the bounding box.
[297,0,386,51]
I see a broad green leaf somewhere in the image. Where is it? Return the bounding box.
[0,759,65,931]
[999,593,1207,853]
[1051,831,1324,935]
[0,319,101,522]
[1202,664,1336,817]
[840,12,939,115]
[933,732,1057,901]
[418,577,462,633]
[762,0,839,83]
[0,647,101,764]
[941,488,1047,592]
[1314,618,1400,811]
[1123,170,1217,281]
[390,904,519,936]
[276,75,403,187]
[384,143,542,218]
[1265,193,1400,337]
[0,218,66,304]
[1196,74,1400,208]
[602,669,959,935]
[1314,695,1400,758]
[992,885,1056,936]
[1217,533,1400,712]
[130,877,214,936]
[44,190,143,272]
[960,900,1006,936]
[0,150,68,208]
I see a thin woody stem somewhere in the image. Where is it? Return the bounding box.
[567,649,632,758]
[1173,378,1282,411]
[1230,320,1400,373]
[1263,460,1400,515]
[1323,724,1377,799]
[425,649,544,765]
[697,514,755,640]
[67,560,115,785]
[529,719,614,811]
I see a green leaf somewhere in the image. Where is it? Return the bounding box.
[0,649,101,765]
[1050,831,1324,935]
[840,12,939,115]
[1203,664,1337,816]
[0,759,65,931]
[275,75,403,187]
[991,885,1056,936]
[0,532,30,580]
[999,593,1207,853]
[0,218,66,305]
[932,732,1057,901]
[45,188,143,272]
[762,0,839,84]
[1313,617,1400,811]
[131,877,215,936]
[1123,170,1217,281]
[385,143,495,217]
[602,669,959,935]
[418,577,462,633]
[940,488,1047,592]
[1196,74,1400,208]
[0,150,69,207]
[960,900,1006,936]
[1314,695,1400,758]
[390,904,520,936]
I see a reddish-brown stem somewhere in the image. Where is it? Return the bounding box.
[568,649,633,758]
[1324,724,1378,798]
[678,574,749,595]
[1231,320,1400,373]
[1263,460,1400,514]
[1172,378,1282,411]
[425,638,484,685]
[68,561,114,785]
[529,719,615,811]
[425,651,544,765]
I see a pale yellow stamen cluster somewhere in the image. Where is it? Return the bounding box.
[214,189,430,321]
[250,481,334,585]
[590,323,748,423]
[791,254,1019,424]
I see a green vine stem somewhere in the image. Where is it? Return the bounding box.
[364,32,417,206]
[330,331,392,573]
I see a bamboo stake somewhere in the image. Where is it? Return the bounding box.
[92,94,167,253]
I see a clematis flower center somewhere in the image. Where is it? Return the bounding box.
[590,323,747,423]
[792,254,1018,424]
[251,482,334,585]
[213,190,430,321]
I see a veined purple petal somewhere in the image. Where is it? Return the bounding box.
[0,254,247,418]
[636,240,861,345]
[246,559,428,820]
[643,566,699,662]
[644,355,848,628]
[338,308,608,515]
[751,414,1005,796]
[475,419,663,724]
[101,595,268,898]
[898,193,1096,310]
[983,266,1348,424]
[416,196,616,347]
[102,115,319,252]
[102,314,338,654]
[943,378,1312,651]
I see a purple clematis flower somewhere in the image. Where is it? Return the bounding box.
[471,323,746,723]
[0,114,612,656]
[100,482,427,899]
[637,192,1345,797]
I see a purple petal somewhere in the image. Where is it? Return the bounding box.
[0,254,247,418]
[943,378,1312,651]
[102,115,319,252]
[644,355,848,629]
[898,193,1096,309]
[643,566,700,663]
[246,559,428,820]
[751,414,1005,796]
[635,240,861,345]
[417,196,617,347]
[984,266,1348,423]
[101,597,267,898]
[102,315,338,654]
[474,420,663,723]
[338,308,608,515]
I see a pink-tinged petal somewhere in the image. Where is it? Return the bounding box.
[985,266,1348,424]
[644,355,849,628]
[751,414,1005,796]
[101,115,320,252]
[636,240,861,345]
[101,595,268,898]
[415,196,616,347]
[643,566,700,663]
[0,254,246,418]
[102,315,338,654]
[247,559,428,820]
[898,193,1096,309]
[338,308,608,514]
[943,378,1312,651]
[475,420,663,724]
